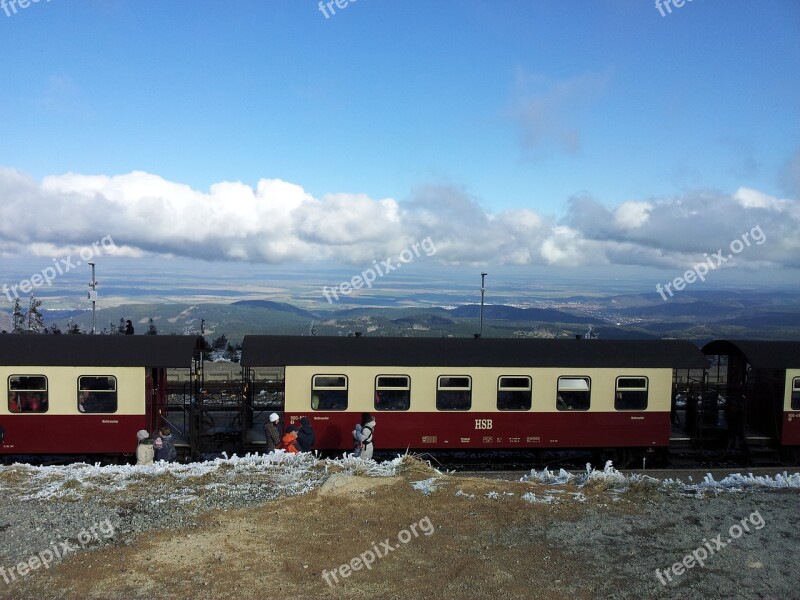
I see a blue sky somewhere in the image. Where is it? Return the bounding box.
[0,0,798,306]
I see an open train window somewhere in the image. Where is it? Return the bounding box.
[78,376,118,413]
[436,376,471,411]
[497,376,532,411]
[8,375,48,413]
[375,375,410,411]
[556,377,590,411]
[311,375,348,410]
[615,377,649,411]
[792,377,800,410]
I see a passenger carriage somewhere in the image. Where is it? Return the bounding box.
[241,335,709,461]
[0,335,201,459]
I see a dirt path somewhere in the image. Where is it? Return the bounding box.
[6,469,798,600]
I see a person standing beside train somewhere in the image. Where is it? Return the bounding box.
[135,430,154,465]
[353,412,376,460]
[296,416,316,452]
[265,412,281,453]
[154,426,177,462]
[280,425,301,454]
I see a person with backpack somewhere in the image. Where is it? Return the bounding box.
[353,412,376,460]
[154,426,177,462]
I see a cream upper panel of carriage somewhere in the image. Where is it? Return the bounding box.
[1,367,146,416]
[285,365,673,413]
[787,369,800,411]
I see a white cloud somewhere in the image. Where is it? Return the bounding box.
[0,168,797,273]
[614,201,652,229]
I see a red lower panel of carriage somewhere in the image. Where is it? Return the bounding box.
[782,413,800,446]
[0,415,147,455]
[286,411,672,451]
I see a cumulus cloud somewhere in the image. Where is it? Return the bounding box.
[0,168,797,273]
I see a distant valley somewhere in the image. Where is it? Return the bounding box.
[5,289,797,343]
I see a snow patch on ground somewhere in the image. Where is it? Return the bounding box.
[521,460,800,496]
[0,452,408,503]
[2,455,798,505]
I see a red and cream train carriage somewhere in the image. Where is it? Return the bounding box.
[241,335,709,457]
[0,335,201,457]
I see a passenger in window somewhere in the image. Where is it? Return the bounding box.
[265,412,281,453]
[135,430,154,465]
[27,392,43,412]
[556,395,567,410]
[8,392,21,413]
[353,412,376,459]
[155,426,177,462]
[296,416,316,452]
[79,389,91,412]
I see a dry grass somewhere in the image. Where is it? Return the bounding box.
[11,464,613,600]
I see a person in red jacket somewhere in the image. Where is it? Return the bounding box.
[280,426,300,454]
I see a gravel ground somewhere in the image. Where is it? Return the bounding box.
[534,490,797,599]
[0,456,798,599]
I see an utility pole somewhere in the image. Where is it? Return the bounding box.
[480,272,487,337]
[88,262,97,334]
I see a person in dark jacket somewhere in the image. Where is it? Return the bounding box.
[124,320,135,335]
[296,416,316,452]
[265,412,281,453]
[154,426,177,462]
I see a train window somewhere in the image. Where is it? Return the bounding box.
[615,377,649,410]
[375,375,410,411]
[436,376,471,411]
[77,376,118,413]
[497,376,532,411]
[792,378,800,410]
[311,375,348,410]
[8,375,49,413]
[556,377,590,411]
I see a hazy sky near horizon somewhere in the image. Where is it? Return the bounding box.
[1,0,799,301]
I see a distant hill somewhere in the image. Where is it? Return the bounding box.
[4,291,798,341]
[230,300,318,319]
[447,304,604,324]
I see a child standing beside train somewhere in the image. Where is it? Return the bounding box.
[135,430,154,465]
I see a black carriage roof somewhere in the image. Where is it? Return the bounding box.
[0,335,202,367]
[241,335,708,369]
[702,340,800,370]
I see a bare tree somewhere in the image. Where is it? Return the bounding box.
[26,296,44,333]
[12,298,25,333]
